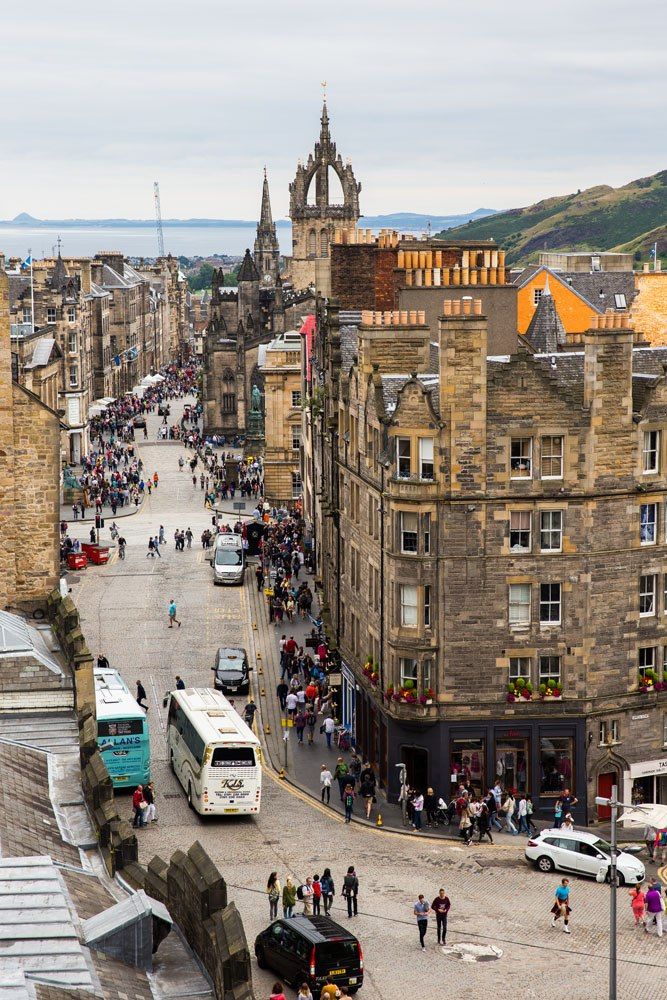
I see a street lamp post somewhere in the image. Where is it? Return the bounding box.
[595,786,649,1000]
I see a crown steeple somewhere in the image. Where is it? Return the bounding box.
[259,167,273,228]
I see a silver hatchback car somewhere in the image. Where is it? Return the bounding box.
[525,828,645,885]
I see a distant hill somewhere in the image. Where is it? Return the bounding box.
[2,208,497,231]
[361,209,496,230]
[437,171,667,265]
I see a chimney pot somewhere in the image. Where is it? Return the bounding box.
[443,299,452,316]
[473,299,483,315]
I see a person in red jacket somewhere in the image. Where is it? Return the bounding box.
[132,785,146,828]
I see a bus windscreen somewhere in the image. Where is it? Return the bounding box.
[98,719,144,737]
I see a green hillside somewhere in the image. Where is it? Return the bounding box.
[438,170,667,266]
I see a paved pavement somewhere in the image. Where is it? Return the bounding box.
[67,396,667,1000]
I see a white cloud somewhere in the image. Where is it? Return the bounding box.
[0,0,664,219]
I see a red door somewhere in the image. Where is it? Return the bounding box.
[597,772,615,820]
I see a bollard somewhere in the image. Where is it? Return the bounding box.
[264,723,271,735]
[278,768,286,780]
[376,813,383,827]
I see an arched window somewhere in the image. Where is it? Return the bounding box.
[320,229,329,258]
[308,229,317,257]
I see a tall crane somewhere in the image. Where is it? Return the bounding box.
[153,180,165,257]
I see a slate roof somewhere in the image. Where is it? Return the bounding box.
[524,281,566,353]
[339,324,359,371]
[560,271,636,310]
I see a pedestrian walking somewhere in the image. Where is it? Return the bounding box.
[432,888,451,945]
[276,680,288,711]
[526,794,538,835]
[136,680,149,711]
[342,866,358,917]
[551,877,571,933]
[334,758,350,802]
[320,979,338,1000]
[143,781,157,823]
[297,983,313,1000]
[644,823,657,861]
[132,785,146,828]
[97,653,110,671]
[312,874,322,916]
[270,983,287,1000]
[343,783,355,823]
[295,709,306,744]
[243,699,258,729]
[282,877,297,919]
[267,871,281,921]
[320,868,334,915]
[645,881,664,937]
[168,599,181,628]
[477,800,494,843]
[175,675,185,689]
[305,705,317,745]
[323,715,335,750]
[159,525,166,544]
[414,894,430,950]
[629,885,646,927]
[360,773,375,820]
[147,537,155,558]
[118,536,126,559]
[320,764,332,804]
[255,565,265,591]
[185,527,193,548]
[501,791,517,834]
[152,536,162,558]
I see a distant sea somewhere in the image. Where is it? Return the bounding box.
[0,224,290,260]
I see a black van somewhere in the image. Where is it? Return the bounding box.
[255,915,363,993]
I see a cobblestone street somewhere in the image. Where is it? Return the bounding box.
[68,399,667,1000]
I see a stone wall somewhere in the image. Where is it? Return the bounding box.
[0,262,61,612]
[631,272,667,346]
[133,843,253,1000]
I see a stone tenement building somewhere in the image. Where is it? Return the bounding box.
[7,251,182,462]
[259,328,304,502]
[0,256,60,611]
[304,295,667,822]
[287,100,360,294]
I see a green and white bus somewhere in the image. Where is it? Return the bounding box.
[95,667,150,788]
[164,687,262,816]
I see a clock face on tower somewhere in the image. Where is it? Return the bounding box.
[262,272,273,286]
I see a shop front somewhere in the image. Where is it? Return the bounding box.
[339,659,356,739]
[384,715,587,823]
[624,757,667,813]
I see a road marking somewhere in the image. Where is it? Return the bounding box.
[657,865,667,885]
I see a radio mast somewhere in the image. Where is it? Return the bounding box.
[153,181,165,257]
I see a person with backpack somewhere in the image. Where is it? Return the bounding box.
[342,865,359,917]
[334,758,350,802]
[267,872,281,921]
[299,876,314,916]
[320,868,335,915]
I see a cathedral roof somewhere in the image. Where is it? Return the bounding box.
[237,249,259,283]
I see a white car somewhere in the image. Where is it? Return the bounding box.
[525,828,645,885]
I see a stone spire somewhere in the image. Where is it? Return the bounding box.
[259,167,273,227]
[51,252,68,292]
[253,169,280,285]
[319,99,331,147]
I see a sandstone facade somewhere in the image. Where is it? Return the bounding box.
[0,258,61,611]
[305,296,667,822]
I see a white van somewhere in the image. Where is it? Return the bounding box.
[211,532,245,585]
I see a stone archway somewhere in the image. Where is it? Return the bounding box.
[591,749,629,821]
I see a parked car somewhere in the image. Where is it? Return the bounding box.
[255,915,363,994]
[132,415,146,429]
[212,647,251,695]
[525,828,645,885]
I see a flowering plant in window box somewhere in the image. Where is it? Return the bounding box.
[419,687,436,706]
[639,669,667,694]
[506,678,533,703]
[538,680,562,699]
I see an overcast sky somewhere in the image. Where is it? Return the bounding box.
[1,0,665,221]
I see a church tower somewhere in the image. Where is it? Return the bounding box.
[288,98,361,293]
[253,169,280,286]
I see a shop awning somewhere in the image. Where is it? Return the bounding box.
[623,804,667,828]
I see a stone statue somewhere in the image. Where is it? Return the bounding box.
[251,384,262,412]
[62,467,80,489]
